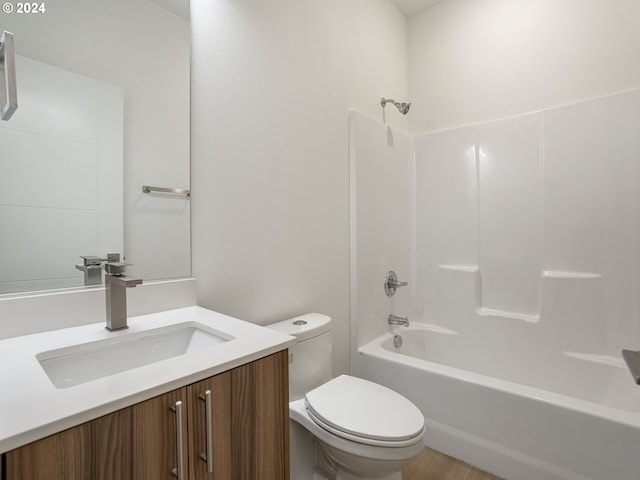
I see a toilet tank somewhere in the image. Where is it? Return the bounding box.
[268,313,332,401]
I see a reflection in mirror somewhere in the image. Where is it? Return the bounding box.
[0,56,123,293]
[0,0,190,296]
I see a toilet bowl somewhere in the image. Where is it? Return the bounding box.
[268,314,425,480]
[292,376,425,480]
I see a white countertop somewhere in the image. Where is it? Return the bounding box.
[0,306,296,453]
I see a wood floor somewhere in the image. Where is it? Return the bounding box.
[402,447,504,480]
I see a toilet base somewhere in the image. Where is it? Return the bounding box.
[319,437,413,480]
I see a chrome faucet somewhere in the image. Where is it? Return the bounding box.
[388,314,409,327]
[75,255,104,286]
[104,256,142,331]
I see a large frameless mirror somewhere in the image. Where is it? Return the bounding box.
[0,0,190,295]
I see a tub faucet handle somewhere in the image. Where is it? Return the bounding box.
[384,271,408,297]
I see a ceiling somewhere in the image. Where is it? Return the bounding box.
[390,0,446,17]
[148,0,442,21]
[148,0,189,20]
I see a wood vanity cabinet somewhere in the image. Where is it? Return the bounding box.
[3,350,289,480]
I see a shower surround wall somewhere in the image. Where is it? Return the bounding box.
[352,88,640,357]
[415,88,640,356]
[349,112,413,350]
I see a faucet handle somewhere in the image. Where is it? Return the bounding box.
[105,253,121,263]
[384,271,408,297]
[79,255,103,266]
[104,262,131,276]
[103,252,130,275]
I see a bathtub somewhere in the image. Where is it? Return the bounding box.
[355,324,640,480]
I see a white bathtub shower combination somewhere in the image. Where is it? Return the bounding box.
[349,89,640,480]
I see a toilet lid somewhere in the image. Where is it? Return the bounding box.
[304,375,424,444]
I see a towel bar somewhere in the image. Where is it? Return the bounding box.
[142,185,191,196]
[0,31,18,121]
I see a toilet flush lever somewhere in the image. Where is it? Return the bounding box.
[384,271,408,297]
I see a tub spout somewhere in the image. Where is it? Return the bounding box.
[388,314,409,327]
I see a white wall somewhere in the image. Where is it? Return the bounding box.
[191,0,408,374]
[407,0,640,134]
[2,0,190,282]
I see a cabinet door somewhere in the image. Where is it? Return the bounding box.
[231,350,289,480]
[133,388,187,480]
[5,422,92,480]
[91,408,134,480]
[4,407,132,480]
[187,370,232,479]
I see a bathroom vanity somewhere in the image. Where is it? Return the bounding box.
[3,352,287,479]
[0,304,295,480]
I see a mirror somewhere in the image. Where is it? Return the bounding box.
[0,0,190,295]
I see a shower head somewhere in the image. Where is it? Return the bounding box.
[381,97,411,115]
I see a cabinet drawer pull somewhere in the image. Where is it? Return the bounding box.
[199,390,214,473]
[170,400,185,480]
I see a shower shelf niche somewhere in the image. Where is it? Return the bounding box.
[437,264,478,273]
[541,270,602,280]
[432,265,603,324]
[476,307,539,323]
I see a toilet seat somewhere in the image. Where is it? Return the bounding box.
[304,375,424,448]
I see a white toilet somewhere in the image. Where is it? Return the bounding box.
[268,313,425,480]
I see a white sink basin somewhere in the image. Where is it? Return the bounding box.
[37,322,234,388]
